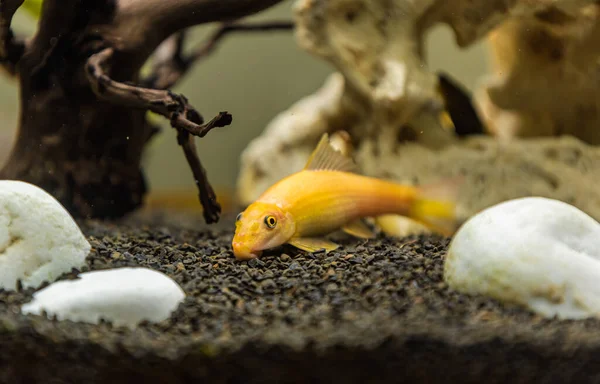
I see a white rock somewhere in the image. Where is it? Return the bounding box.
[444,197,600,319]
[0,180,90,290]
[21,267,186,328]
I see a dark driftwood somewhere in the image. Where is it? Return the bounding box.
[0,0,289,222]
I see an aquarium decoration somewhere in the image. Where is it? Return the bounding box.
[21,267,186,328]
[0,180,90,290]
[446,196,600,320]
[238,0,600,226]
[0,0,600,382]
[0,0,291,223]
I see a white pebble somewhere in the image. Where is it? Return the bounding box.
[0,180,90,290]
[444,197,600,320]
[21,267,185,328]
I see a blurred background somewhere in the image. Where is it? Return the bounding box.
[0,0,490,206]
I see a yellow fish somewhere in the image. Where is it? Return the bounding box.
[232,133,461,260]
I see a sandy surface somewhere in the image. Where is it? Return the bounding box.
[0,212,599,383]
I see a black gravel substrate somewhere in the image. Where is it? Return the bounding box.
[1,211,600,384]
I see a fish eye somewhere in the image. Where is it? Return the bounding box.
[236,213,242,222]
[264,215,277,229]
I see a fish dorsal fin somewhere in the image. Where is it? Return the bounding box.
[303,133,358,172]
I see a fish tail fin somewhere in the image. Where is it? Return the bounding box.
[409,176,464,236]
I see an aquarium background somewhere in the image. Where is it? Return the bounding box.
[0,0,489,195]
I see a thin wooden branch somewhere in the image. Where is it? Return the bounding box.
[86,47,232,136]
[0,0,25,75]
[85,47,230,223]
[142,31,186,89]
[177,129,221,224]
[143,20,294,90]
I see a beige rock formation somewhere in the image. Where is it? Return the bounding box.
[357,135,600,223]
[475,4,600,143]
[237,0,600,229]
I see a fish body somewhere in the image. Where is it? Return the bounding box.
[259,170,418,237]
[232,133,460,260]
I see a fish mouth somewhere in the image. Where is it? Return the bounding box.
[234,250,263,261]
[232,243,263,260]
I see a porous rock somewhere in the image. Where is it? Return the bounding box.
[21,267,186,328]
[0,180,90,290]
[239,133,600,227]
[237,73,353,204]
[444,196,600,319]
[237,0,600,208]
[292,0,600,144]
[357,135,600,223]
[474,4,600,143]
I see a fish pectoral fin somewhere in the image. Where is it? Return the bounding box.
[288,237,340,253]
[342,219,376,239]
[303,133,358,173]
